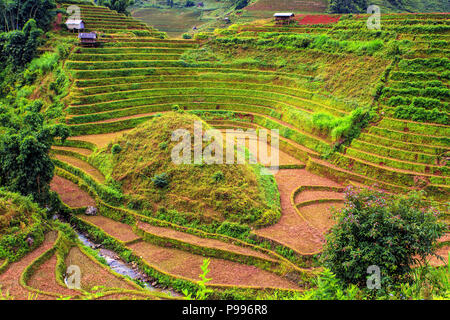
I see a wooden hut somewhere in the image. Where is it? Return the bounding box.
[65,19,85,32]
[273,13,295,25]
[78,32,97,46]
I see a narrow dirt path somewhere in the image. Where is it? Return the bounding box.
[68,130,133,149]
[53,154,105,183]
[255,169,342,254]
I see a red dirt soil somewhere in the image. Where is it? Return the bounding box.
[137,221,277,261]
[294,190,344,204]
[255,169,342,254]
[295,14,341,25]
[299,202,344,234]
[65,246,138,291]
[128,241,300,290]
[50,175,96,208]
[0,232,58,300]
[82,215,142,243]
[69,130,133,149]
[27,254,79,297]
[52,146,93,156]
[53,154,105,183]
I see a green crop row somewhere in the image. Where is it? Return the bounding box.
[103,41,197,49]
[350,140,438,165]
[390,71,450,81]
[387,96,448,112]
[378,118,450,136]
[368,126,449,147]
[74,47,186,55]
[70,66,311,81]
[195,111,331,155]
[74,73,306,93]
[67,103,281,125]
[331,153,417,187]
[389,80,447,89]
[70,53,182,61]
[73,79,314,98]
[305,157,410,194]
[70,86,340,118]
[346,147,448,176]
[392,105,449,125]
[358,132,447,155]
[382,86,450,101]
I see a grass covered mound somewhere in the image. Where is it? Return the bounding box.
[93,112,281,228]
[0,190,47,262]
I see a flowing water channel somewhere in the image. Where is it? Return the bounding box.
[56,215,181,297]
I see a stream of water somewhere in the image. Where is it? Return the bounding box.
[57,215,181,297]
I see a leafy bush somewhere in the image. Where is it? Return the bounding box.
[111,144,122,154]
[211,171,224,183]
[393,105,449,125]
[182,33,192,39]
[322,187,446,289]
[151,173,170,188]
[216,221,250,239]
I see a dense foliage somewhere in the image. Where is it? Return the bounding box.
[0,100,69,203]
[322,187,446,289]
[99,0,135,14]
[329,0,368,13]
[0,0,56,32]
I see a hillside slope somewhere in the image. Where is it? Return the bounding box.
[91,112,281,228]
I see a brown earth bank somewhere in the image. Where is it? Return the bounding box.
[0,232,58,300]
[255,168,342,254]
[53,154,105,183]
[128,241,300,290]
[52,146,93,156]
[50,175,96,208]
[68,130,132,149]
[81,215,142,243]
[137,220,276,261]
[27,254,79,297]
[65,246,138,292]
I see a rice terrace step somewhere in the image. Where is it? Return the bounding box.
[0,0,449,304]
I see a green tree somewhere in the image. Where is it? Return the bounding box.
[328,0,368,13]
[0,100,70,203]
[0,19,43,70]
[322,186,446,289]
[0,0,57,32]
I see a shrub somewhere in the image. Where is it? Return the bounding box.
[322,187,446,289]
[216,221,250,239]
[151,173,170,188]
[211,171,224,183]
[111,144,122,154]
[182,33,192,39]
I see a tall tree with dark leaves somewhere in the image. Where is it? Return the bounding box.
[328,0,368,13]
[0,0,56,32]
[0,100,70,203]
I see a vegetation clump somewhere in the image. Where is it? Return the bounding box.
[322,186,447,289]
[93,112,281,227]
